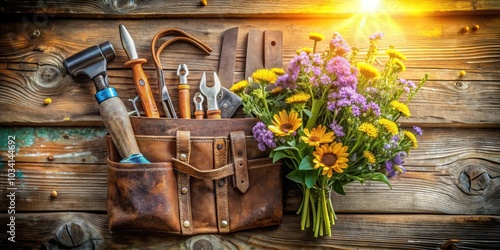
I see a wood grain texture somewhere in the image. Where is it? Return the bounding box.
[1,128,498,214]
[1,16,499,125]
[0,213,498,249]
[1,0,499,18]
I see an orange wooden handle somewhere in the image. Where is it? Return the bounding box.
[206,109,221,119]
[194,110,204,119]
[124,58,160,118]
[178,85,191,119]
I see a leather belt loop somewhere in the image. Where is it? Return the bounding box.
[230,131,249,193]
[214,137,230,233]
[176,131,193,235]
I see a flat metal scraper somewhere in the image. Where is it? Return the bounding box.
[217,27,242,118]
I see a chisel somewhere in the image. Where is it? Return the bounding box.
[119,24,160,118]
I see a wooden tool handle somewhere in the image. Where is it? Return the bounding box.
[124,58,160,118]
[99,96,141,159]
[206,109,221,119]
[178,85,191,119]
[194,110,204,120]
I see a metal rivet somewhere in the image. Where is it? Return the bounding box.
[237,152,242,157]
[218,179,226,187]
[220,220,229,228]
[179,153,187,161]
[183,220,190,228]
[217,144,223,150]
[181,187,188,195]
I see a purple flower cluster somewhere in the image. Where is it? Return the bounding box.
[252,122,276,151]
[369,32,384,41]
[385,151,407,178]
[330,32,351,56]
[329,121,345,137]
[413,126,423,136]
[325,56,357,87]
[276,51,325,88]
[399,78,416,93]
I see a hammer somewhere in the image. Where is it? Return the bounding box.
[63,42,141,160]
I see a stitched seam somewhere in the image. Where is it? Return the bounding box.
[108,166,173,172]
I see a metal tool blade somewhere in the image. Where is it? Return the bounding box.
[199,72,221,111]
[119,24,139,60]
[264,30,283,69]
[218,27,239,88]
[245,30,264,79]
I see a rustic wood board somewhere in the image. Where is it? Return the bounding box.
[1,16,499,125]
[1,0,499,17]
[0,213,498,249]
[1,127,498,214]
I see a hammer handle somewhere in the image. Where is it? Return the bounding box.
[99,96,141,159]
[124,58,160,118]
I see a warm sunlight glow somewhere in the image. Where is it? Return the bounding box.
[361,0,381,12]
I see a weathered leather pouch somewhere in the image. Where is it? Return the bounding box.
[106,117,282,235]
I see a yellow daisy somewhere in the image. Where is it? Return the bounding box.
[386,49,407,60]
[359,122,378,138]
[378,118,398,135]
[301,125,335,147]
[404,130,418,148]
[309,32,325,42]
[357,62,381,79]
[393,58,406,72]
[363,150,376,164]
[230,79,248,93]
[312,142,349,177]
[390,100,411,117]
[252,69,278,85]
[286,92,311,104]
[268,110,302,137]
[296,47,313,54]
[271,67,285,76]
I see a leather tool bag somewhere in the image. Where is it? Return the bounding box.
[106,117,283,234]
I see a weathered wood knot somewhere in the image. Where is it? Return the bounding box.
[186,235,226,250]
[456,165,491,195]
[55,222,89,247]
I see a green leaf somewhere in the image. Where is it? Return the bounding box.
[286,170,306,184]
[299,155,314,170]
[331,180,346,195]
[366,172,393,189]
[272,151,289,163]
[273,145,297,152]
[303,109,312,118]
[305,170,319,188]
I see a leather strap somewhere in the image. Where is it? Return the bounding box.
[213,137,230,233]
[151,28,212,118]
[230,131,249,193]
[176,131,193,235]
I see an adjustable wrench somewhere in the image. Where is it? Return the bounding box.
[177,64,191,119]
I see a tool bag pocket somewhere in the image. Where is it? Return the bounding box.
[106,117,283,235]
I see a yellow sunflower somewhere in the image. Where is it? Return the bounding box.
[309,32,325,42]
[386,49,407,60]
[301,125,335,147]
[230,79,248,93]
[357,62,381,79]
[363,150,376,164]
[252,69,278,85]
[268,110,302,137]
[271,67,285,76]
[312,142,349,177]
[359,122,378,138]
[404,130,418,148]
[390,100,411,117]
[378,118,398,135]
[286,92,311,104]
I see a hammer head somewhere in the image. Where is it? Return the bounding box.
[64,42,116,82]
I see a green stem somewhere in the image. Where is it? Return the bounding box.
[309,188,317,229]
[321,189,331,236]
[300,187,310,230]
[314,191,321,237]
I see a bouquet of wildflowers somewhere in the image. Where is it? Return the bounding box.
[231,31,427,237]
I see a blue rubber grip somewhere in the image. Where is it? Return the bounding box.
[95,88,118,104]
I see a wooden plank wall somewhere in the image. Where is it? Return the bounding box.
[1,0,499,249]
